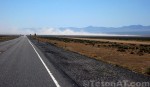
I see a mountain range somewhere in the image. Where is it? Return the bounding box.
[61,25,150,36]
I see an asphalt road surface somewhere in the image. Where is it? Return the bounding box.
[0,36,77,87]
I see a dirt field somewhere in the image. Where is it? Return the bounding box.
[70,38,150,45]
[36,36,150,75]
[0,35,19,42]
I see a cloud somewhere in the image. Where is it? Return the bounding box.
[0,27,109,36]
[37,28,98,35]
[36,28,136,36]
[0,26,137,36]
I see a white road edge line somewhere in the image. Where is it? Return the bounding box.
[28,39,61,87]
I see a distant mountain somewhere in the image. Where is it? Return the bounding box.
[63,25,150,36]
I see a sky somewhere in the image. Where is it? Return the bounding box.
[0,0,150,35]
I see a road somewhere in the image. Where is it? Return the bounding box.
[0,36,150,87]
[0,36,77,87]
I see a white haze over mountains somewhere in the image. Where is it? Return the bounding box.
[0,25,117,36]
[0,25,150,36]
[35,28,114,36]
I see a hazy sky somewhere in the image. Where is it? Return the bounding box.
[0,0,150,28]
[0,0,150,35]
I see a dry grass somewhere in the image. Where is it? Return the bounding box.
[36,37,150,75]
[72,38,150,45]
[0,36,19,42]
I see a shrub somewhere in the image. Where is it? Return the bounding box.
[117,45,129,52]
[137,51,144,56]
[117,48,126,52]
[130,51,134,54]
[144,67,150,75]
[97,45,101,47]
[85,43,89,45]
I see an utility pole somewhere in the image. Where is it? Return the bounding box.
[34,33,39,43]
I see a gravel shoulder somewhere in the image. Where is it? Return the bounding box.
[31,39,150,87]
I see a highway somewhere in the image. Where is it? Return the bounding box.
[0,36,150,87]
[0,36,76,87]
